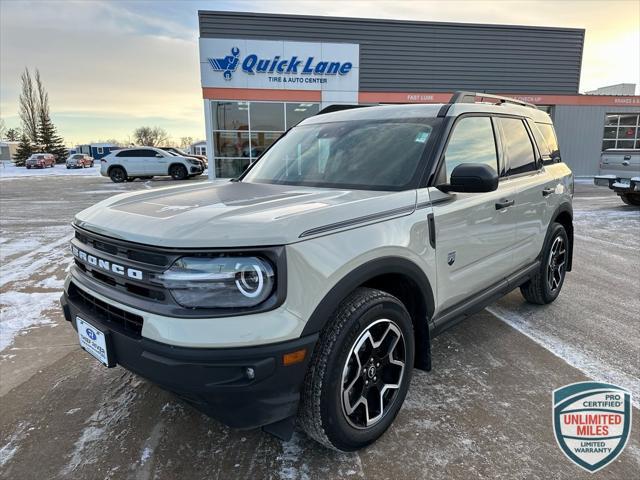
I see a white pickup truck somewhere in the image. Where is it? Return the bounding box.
[594,149,640,206]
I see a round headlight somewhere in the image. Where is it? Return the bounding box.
[156,256,275,309]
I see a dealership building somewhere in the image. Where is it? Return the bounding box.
[198,11,640,178]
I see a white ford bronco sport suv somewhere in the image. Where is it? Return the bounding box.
[61,92,574,451]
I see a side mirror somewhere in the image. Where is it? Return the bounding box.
[155,154,163,158]
[438,163,499,193]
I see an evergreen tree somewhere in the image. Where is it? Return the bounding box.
[5,128,20,141]
[38,112,67,162]
[35,70,67,162]
[14,134,33,166]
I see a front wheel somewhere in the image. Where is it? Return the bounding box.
[170,164,188,180]
[520,222,569,304]
[109,166,126,183]
[298,288,414,451]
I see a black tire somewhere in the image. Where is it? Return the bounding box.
[298,287,414,451]
[109,166,127,183]
[520,222,569,305]
[170,164,188,180]
[621,194,640,206]
[26,166,31,169]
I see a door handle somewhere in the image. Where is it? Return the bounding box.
[542,187,554,197]
[495,199,514,210]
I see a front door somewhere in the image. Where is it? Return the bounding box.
[428,115,517,313]
[139,149,168,175]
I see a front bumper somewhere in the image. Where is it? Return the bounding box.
[60,288,317,430]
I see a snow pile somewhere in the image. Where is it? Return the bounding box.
[0,163,101,179]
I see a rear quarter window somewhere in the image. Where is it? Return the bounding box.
[536,122,561,164]
[499,117,537,175]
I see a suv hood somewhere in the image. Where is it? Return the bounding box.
[75,181,417,248]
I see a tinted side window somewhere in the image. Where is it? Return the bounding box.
[537,123,560,162]
[139,149,158,157]
[500,118,537,175]
[117,150,135,158]
[443,116,497,182]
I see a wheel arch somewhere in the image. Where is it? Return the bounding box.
[302,256,434,371]
[550,202,574,271]
[169,162,187,174]
[107,164,127,175]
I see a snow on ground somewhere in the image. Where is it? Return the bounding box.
[0,291,60,352]
[0,225,72,352]
[62,373,144,475]
[487,305,640,409]
[0,421,29,467]
[0,163,102,179]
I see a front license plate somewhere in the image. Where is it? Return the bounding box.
[77,317,110,367]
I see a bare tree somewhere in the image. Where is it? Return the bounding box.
[18,69,39,146]
[0,118,6,139]
[133,126,170,147]
[179,136,194,150]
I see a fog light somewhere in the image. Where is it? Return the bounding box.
[245,367,255,379]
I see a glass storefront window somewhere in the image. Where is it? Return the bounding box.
[250,103,285,131]
[286,103,321,128]
[211,100,320,177]
[618,114,639,126]
[602,113,640,150]
[214,132,250,158]
[214,158,250,178]
[213,101,249,130]
[603,127,617,139]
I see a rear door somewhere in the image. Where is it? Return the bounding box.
[429,115,518,313]
[141,149,169,175]
[496,117,557,270]
[116,150,145,175]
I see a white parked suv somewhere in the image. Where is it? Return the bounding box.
[61,92,574,451]
[100,146,204,182]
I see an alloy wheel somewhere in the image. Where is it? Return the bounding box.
[547,236,566,292]
[341,319,406,429]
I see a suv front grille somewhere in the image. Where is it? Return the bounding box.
[73,229,169,302]
[68,281,144,336]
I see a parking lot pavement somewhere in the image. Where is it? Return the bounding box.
[1,176,638,479]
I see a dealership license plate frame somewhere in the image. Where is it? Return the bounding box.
[76,316,114,367]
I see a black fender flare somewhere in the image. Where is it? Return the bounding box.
[301,256,435,370]
[549,201,574,271]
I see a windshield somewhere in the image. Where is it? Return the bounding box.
[242,119,438,190]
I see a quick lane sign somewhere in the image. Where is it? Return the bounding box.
[199,39,359,91]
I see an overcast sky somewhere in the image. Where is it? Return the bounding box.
[1,0,638,145]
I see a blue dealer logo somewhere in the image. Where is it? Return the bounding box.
[86,328,97,341]
[208,47,353,81]
[553,382,632,473]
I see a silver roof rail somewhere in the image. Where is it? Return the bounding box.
[438,91,537,117]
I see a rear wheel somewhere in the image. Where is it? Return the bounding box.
[520,222,568,305]
[299,288,414,451]
[620,193,640,206]
[109,166,126,183]
[170,164,188,180]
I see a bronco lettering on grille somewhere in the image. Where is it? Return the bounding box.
[71,245,143,280]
